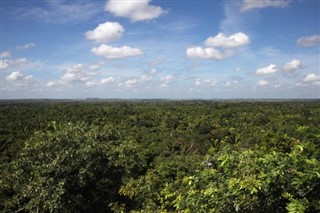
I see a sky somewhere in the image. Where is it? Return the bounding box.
[1,0,320,99]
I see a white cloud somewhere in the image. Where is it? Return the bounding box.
[85,81,96,88]
[283,59,301,72]
[15,0,101,24]
[161,75,174,83]
[297,35,320,47]
[89,61,105,71]
[159,83,168,88]
[256,64,278,75]
[6,71,35,85]
[273,84,282,88]
[241,0,290,12]
[65,63,84,73]
[158,75,174,88]
[101,77,115,84]
[140,74,151,82]
[16,43,36,50]
[46,81,57,87]
[258,80,268,86]
[0,60,9,70]
[91,44,143,59]
[60,72,86,84]
[204,32,250,49]
[304,73,320,83]
[0,51,11,58]
[123,79,138,88]
[47,63,97,88]
[0,58,27,71]
[105,0,166,22]
[85,22,124,43]
[225,80,240,87]
[6,71,25,81]
[5,71,40,92]
[187,32,249,60]
[147,69,159,76]
[194,78,217,87]
[11,58,27,65]
[121,74,152,88]
[186,46,234,60]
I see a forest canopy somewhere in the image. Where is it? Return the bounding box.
[1,100,319,212]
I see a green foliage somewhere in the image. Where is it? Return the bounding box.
[286,199,309,213]
[1,122,146,212]
[1,100,320,212]
[161,140,320,212]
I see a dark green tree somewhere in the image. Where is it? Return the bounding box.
[1,122,146,212]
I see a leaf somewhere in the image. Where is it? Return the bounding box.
[286,199,308,213]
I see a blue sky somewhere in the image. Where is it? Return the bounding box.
[1,0,319,99]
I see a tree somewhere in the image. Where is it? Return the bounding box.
[1,122,146,212]
[161,141,320,212]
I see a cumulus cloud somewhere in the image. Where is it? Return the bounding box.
[85,81,97,88]
[161,75,174,83]
[16,43,36,50]
[159,83,168,88]
[46,81,57,87]
[304,73,320,83]
[61,66,89,83]
[47,63,97,88]
[204,32,250,49]
[91,44,143,59]
[5,71,40,92]
[60,72,88,84]
[139,74,151,82]
[65,63,84,73]
[241,0,290,12]
[283,59,301,72]
[88,61,105,71]
[186,32,249,60]
[101,77,115,85]
[6,71,34,85]
[120,74,152,88]
[0,58,27,71]
[256,64,278,75]
[225,80,240,87]
[105,0,166,22]
[85,22,124,42]
[186,46,234,60]
[0,51,11,58]
[159,75,175,88]
[258,80,268,86]
[6,71,25,81]
[297,35,320,47]
[194,78,217,87]
[123,79,138,87]
[0,60,8,70]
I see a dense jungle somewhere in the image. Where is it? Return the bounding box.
[0,100,319,212]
